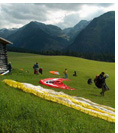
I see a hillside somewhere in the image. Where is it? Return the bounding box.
[6,21,69,52]
[0,28,18,38]
[67,11,115,62]
[0,52,115,132]
[63,20,90,42]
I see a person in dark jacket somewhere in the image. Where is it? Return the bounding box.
[7,62,12,74]
[73,71,77,76]
[33,64,36,74]
[33,62,39,74]
[98,72,109,96]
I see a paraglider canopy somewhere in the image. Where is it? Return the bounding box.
[49,71,60,75]
[40,78,75,90]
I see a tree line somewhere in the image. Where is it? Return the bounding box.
[7,46,115,62]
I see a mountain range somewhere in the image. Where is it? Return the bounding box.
[4,22,69,52]
[67,11,115,59]
[63,20,90,43]
[0,18,90,52]
[0,11,115,62]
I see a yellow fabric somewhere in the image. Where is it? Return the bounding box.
[3,79,115,123]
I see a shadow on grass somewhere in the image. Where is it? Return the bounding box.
[89,94,101,97]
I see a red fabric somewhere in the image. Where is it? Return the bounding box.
[39,78,75,90]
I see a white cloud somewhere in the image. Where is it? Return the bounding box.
[0,3,115,29]
[45,10,67,24]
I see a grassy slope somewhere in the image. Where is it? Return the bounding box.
[0,52,115,133]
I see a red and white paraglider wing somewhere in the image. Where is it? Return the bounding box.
[39,78,75,90]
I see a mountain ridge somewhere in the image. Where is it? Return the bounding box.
[66,11,115,61]
[0,11,115,62]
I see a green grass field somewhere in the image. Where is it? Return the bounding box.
[0,52,115,133]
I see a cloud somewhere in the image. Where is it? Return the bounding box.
[56,13,81,28]
[0,3,115,29]
[55,3,115,29]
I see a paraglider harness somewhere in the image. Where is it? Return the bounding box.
[94,75,102,88]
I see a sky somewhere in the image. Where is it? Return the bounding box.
[0,3,115,29]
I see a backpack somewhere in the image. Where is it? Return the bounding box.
[94,75,102,88]
[87,78,93,85]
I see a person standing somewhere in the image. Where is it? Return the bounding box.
[73,71,77,76]
[33,64,36,74]
[63,68,68,79]
[35,62,39,75]
[98,72,109,96]
[33,62,39,75]
[7,62,12,74]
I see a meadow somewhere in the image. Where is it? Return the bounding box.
[0,52,115,133]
